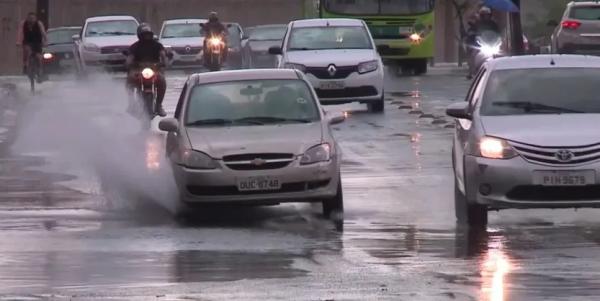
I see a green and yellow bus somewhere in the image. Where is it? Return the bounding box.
[309,0,435,75]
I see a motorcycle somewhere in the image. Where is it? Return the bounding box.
[202,34,227,72]
[129,63,162,129]
[467,30,503,77]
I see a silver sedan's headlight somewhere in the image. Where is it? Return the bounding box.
[301,143,331,165]
[181,150,217,169]
[358,60,379,74]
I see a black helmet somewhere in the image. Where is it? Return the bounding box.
[137,23,153,40]
[208,12,219,22]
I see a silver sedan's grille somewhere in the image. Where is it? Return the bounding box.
[223,153,295,170]
[510,141,600,165]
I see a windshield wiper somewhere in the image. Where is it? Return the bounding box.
[236,116,312,124]
[493,101,583,114]
[186,119,234,126]
[103,31,133,36]
[289,47,313,51]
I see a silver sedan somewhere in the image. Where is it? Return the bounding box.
[447,55,600,227]
[159,69,345,217]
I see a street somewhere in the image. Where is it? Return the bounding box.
[0,69,599,300]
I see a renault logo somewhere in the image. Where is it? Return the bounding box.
[555,150,575,162]
[251,158,267,166]
[185,46,192,53]
[327,64,337,77]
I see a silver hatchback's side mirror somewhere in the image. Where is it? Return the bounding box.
[72,34,81,41]
[159,118,179,132]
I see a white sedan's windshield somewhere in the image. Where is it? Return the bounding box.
[85,20,138,37]
[481,68,600,116]
[186,79,320,126]
[161,23,202,38]
[288,26,372,50]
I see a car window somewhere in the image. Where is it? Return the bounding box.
[469,69,488,111]
[250,26,287,41]
[85,20,138,37]
[185,79,320,126]
[570,6,600,20]
[161,23,202,38]
[174,82,189,120]
[480,68,600,116]
[464,68,485,103]
[288,26,373,50]
[47,28,80,45]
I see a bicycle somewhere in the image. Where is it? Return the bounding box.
[26,52,42,93]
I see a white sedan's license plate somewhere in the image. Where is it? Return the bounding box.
[237,176,281,191]
[319,81,345,90]
[533,170,596,186]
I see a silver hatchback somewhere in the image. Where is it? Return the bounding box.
[552,1,600,55]
[159,69,345,217]
[446,55,600,226]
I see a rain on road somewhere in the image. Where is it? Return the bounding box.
[0,69,599,300]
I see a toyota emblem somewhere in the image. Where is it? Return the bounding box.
[327,64,337,77]
[555,150,575,162]
[251,158,267,166]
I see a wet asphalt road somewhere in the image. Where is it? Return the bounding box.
[0,69,599,301]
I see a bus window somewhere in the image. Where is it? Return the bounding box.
[380,0,434,15]
[324,0,378,15]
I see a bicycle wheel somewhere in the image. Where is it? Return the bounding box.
[27,55,38,92]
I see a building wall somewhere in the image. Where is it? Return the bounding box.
[0,0,36,74]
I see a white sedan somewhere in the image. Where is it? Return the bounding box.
[159,69,345,218]
[270,18,385,112]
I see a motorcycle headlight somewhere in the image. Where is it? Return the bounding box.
[284,62,306,73]
[301,143,331,165]
[141,68,155,80]
[209,37,223,46]
[181,150,217,169]
[477,137,517,159]
[83,43,100,52]
[479,43,502,57]
[43,53,54,60]
[358,60,379,74]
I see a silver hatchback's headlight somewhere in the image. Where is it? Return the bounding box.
[358,60,379,74]
[181,150,217,169]
[301,143,331,165]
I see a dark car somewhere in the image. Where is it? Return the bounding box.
[224,23,244,69]
[42,26,81,74]
[242,24,286,68]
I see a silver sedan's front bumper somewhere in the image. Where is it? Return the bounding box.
[172,156,340,204]
[464,155,600,210]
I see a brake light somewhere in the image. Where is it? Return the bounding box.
[141,68,155,79]
[562,20,581,30]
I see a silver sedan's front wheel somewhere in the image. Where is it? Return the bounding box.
[323,179,344,219]
[455,178,488,227]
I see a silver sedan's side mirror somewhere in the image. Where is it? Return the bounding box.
[159,118,179,132]
[446,102,471,120]
[72,34,81,41]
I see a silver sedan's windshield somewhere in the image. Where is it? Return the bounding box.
[185,79,320,126]
[85,20,137,37]
[161,23,202,38]
[288,26,372,50]
[481,68,600,116]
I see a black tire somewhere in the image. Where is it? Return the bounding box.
[322,179,344,219]
[367,93,385,113]
[173,199,191,220]
[414,59,428,75]
[454,178,488,227]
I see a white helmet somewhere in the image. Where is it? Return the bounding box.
[479,6,492,15]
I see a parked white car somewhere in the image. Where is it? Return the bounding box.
[159,19,206,68]
[73,16,139,72]
[270,18,385,112]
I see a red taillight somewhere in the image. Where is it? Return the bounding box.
[562,20,581,30]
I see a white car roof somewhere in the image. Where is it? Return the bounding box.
[569,1,600,7]
[163,19,207,25]
[291,18,364,28]
[487,55,600,70]
[192,69,301,84]
[86,16,138,23]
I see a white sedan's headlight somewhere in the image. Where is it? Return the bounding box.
[181,150,217,169]
[284,62,306,73]
[358,60,379,74]
[83,43,100,52]
[478,137,517,159]
[301,143,331,165]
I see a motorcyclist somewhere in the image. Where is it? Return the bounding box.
[466,7,501,79]
[126,23,168,117]
[200,12,228,62]
[16,12,47,78]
